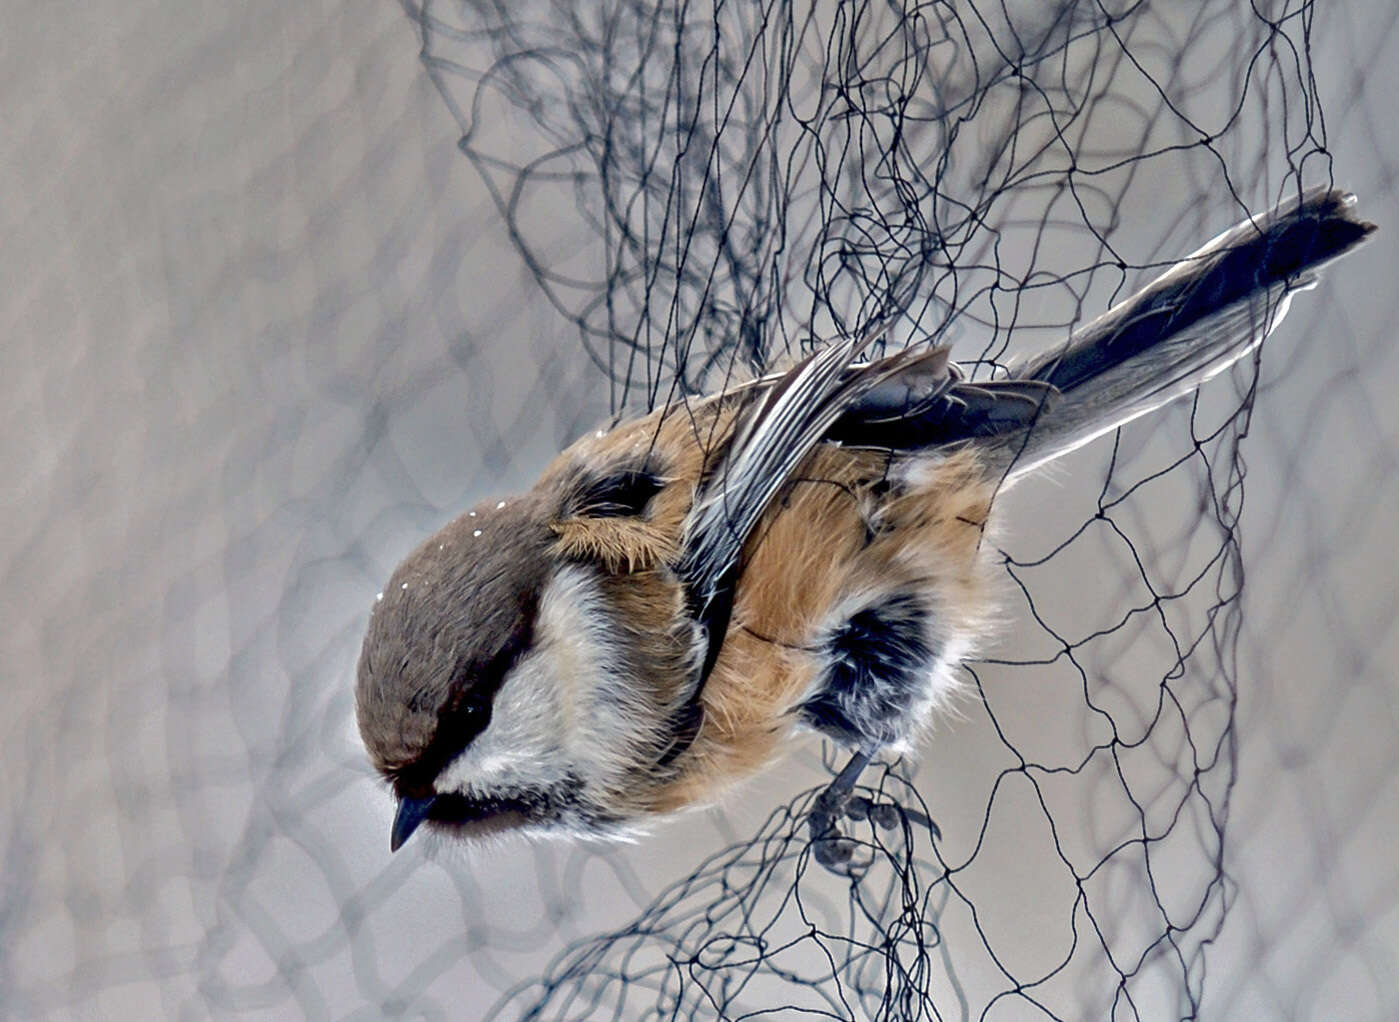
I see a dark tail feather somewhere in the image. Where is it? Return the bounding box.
[983,187,1375,481]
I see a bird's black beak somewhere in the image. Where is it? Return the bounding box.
[391,794,436,852]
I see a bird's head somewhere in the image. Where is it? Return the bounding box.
[355,449,696,852]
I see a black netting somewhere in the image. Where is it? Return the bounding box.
[3,1,1396,1020]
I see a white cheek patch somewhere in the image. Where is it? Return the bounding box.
[436,650,571,795]
[434,564,650,799]
[540,565,659,788]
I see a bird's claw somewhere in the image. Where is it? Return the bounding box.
[807,783,941,875]
[809,809,864,875]
[806,750,941,875]
[868,801,941,840]
[808,784,872,875]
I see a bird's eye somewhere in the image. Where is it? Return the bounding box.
[441,690,494,749]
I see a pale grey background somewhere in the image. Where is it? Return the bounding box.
[3,1,1395,1019]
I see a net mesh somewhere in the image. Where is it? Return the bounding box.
[2,0,1396,1019]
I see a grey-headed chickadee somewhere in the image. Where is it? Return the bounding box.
[356,188,1372,869]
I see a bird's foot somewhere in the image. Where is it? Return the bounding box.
[807,748,873,874]
[807,750,941,875]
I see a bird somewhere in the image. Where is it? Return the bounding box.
[355,187,1373,870]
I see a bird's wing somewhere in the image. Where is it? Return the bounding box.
[679,338,871,616]
[671,335,1049,700]
[672,333,909,692]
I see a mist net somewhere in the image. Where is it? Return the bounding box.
[395,0,1358,1018]
[6,0,1395,1020]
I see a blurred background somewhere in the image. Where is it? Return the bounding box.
[3,1,1396,1018]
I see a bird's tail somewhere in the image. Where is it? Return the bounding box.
[984,187,1375,482]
